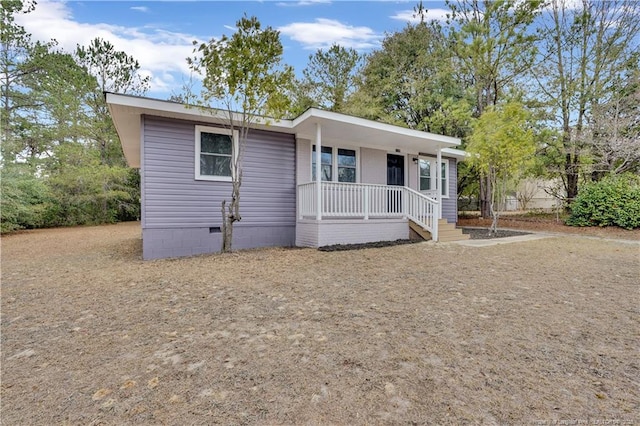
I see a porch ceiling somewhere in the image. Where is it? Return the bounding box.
[292,109,461,156]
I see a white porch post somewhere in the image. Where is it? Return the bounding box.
[436,147,443,220]
[315,122,322,221]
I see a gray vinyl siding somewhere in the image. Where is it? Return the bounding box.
[442,158,457,223]
[141,116,296,258]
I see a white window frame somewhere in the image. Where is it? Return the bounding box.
[195,125,239,182]
[311,145,334,182]
[418,157,449,198]
[311,144,360,183]
[419,158,432,192]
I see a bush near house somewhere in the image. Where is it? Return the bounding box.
[0,161,140,234]
[0,166,54,233]
[567,173,640,230]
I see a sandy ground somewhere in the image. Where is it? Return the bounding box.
[1,222,639,425]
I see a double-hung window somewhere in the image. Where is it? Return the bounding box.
[312,146,333,181]
[418,157,449,197]
[195,126,237,181]
[337,149,356,183]
[419,159,431,192]
[312,145,357,183]
[440,161,448,197]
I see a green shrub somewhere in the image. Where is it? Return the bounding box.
[44,143,140,227]
[0,165,53,233]
[567,173,640,229]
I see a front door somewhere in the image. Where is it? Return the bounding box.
[387,154,404,214]
[387,154,405,186]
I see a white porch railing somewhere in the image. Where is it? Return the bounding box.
[298,182,439,241]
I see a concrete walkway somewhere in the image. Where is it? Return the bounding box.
[451,228,640,248]
[452,233,554,247]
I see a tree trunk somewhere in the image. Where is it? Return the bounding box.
[488,168,499,235]
[480,175,492,218]
[221,200,233,252]
[221,181,242,253]
[565,155,579,204]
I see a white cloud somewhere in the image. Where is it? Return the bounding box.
[14,0,199,95]
[278,18,381,50]
[130,6,149,13]
[390,8,450,23]
[541,0,585,11]
[276,0,331,7]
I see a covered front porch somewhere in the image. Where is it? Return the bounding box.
[297,181,440,246]
[293,110,466,248]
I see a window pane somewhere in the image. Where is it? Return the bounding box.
[419,159,430,177]
[313,145,333,164]
[321,150,332,165]
[338,149,356,167]
[419,159,431,190]
[312,146,333,161]
[338,167,356,183]
[420,177,431,191]
[201,132,232,155]
[200,154,231,177]
[441,162,447,195]
[321,164,332,181]
[312,146,332,181]
[312,165,333,182]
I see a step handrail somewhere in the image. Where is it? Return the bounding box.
[403,187,439,242]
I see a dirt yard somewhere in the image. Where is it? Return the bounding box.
[1,222,639,425]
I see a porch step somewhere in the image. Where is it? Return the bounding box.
[437,219,470,242]
[409,219,432,241]
[409,219,469,242]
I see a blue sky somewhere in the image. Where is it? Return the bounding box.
[17,1,451,98]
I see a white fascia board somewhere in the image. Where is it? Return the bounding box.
[442,148,468,159]
[292,108,461,147]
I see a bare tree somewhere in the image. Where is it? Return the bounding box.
[589,69,640,178]
[188,15,293,252]
[535,0,640,202]
[516,179,539,211]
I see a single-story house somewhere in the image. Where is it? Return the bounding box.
[106,93,468,260]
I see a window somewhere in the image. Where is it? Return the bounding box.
[338,149,356,183]
[312,146,333,181]
[312,145,358,183]
[418,157,449,197]
[419,159,431,191]
[441,161,448,197]
[195,126,237,181]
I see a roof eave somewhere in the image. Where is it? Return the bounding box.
[293,108,462,148]
[106,94,465,168]
[106,93,295,168]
